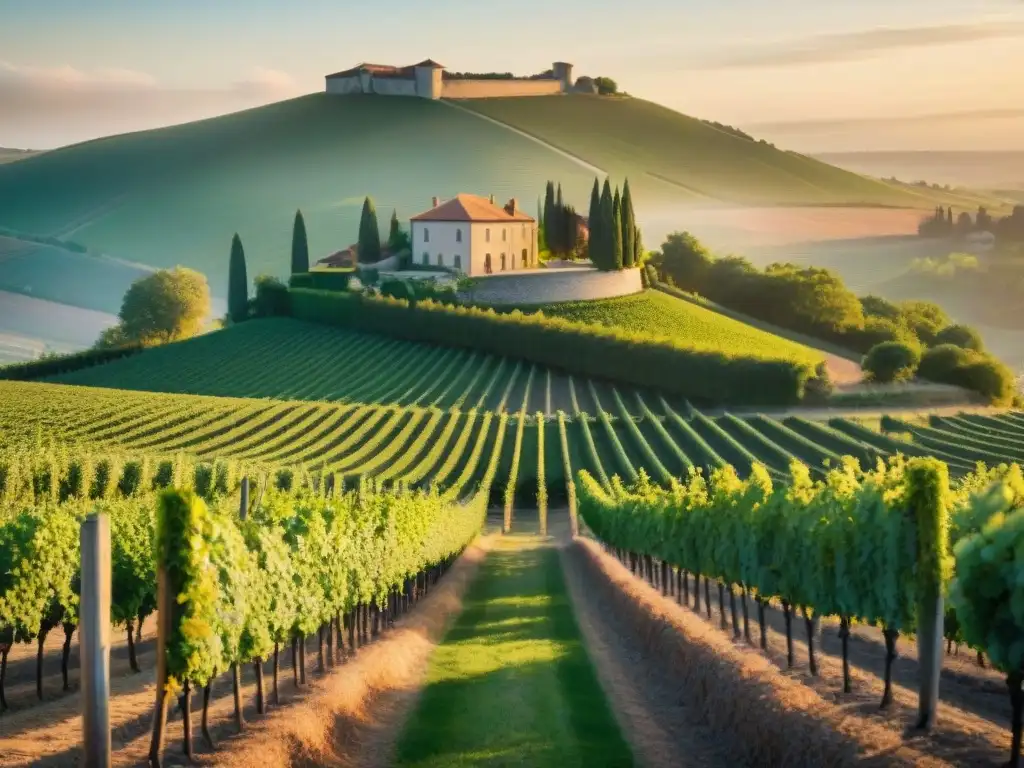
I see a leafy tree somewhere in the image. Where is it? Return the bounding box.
[620,179,636,268]
[228,233,248,324]
[649,231,713,290]
[593,76,618,95]
[358,197,382,263]
[862,341,921,383]
[98,268,210,348]
[291,210,309,275]
[935,324,985,353]
[860,295,902,321]
[899,300,950,346]
[611,187,623,269]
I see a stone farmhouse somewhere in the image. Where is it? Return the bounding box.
[409,194,538,277]
[324,59,597,99]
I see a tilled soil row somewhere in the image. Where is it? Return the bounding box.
[566,537,947,768]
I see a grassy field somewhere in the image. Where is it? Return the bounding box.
[460,96,990,209]
[396,535,632,768]
[532,290,824,367]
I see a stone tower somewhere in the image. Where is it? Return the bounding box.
[552,62,573,93]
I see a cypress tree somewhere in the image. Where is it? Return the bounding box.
[587,178,602,267]
[537,198,547,252]
[563,205,577,257]
[620,179,636,268]
[543,182,556,253]
[228,233,248,324]
[598,179,613,270]
[358,196,381,263]
[387,209,401,249]
[611,188,623,270]
[634,225,644,265]
[291,210,309,274]
[554,183,565,254]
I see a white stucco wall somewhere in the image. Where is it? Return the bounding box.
[414,67,443,98]
[410,221,470,272]
[441,79,562,99]
[467,220,537,276]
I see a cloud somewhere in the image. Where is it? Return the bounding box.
[0,61,304,148]
[693,21,1024,70]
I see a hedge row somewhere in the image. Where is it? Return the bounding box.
[288,271,352,292]
[0,344,144,381]
[287,288,813,406]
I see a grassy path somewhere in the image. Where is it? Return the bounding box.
[396,533,632,768]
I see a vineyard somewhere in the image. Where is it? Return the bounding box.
[5,380,1024,514]
[6,323,1024,764]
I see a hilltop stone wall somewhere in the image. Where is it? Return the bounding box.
[441,79,562,99]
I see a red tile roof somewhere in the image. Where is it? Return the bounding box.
[410,194,535,223]
[326,60,444,79]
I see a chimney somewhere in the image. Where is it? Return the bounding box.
[431,196,439,208]
[504,198,517,215]
[489,193,495,204]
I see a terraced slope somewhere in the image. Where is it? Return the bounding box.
[43,317,677,414]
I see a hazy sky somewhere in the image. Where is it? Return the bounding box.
[2,0,1023,152]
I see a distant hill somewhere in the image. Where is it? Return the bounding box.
[0,147,40,165]
[0,93,990,314]
[815,151,1024,194]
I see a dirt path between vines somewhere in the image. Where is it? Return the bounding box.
[0,536,492,767]
[558,531,731,768]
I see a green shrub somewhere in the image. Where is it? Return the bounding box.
[287,288,813,406]
[253,275,289,317]
[0,344,143,381]
[934,324,985,352]
[917,344,976,382]
[862,341,921,383]
[288,271,351,292]
[958,358,1017,406]
[844,317,917,354]
[917,344,1017,405]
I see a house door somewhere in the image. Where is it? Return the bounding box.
[522,249,528,268]
[485,254,492,274]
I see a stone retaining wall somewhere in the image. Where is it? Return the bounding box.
[460,266,642,305]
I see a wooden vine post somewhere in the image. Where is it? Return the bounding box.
[80,512,112,768]
[148,545,173,767]
[909,459,950,732]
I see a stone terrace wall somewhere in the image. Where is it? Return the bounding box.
[460,266,642,305]
[441,79,562,99]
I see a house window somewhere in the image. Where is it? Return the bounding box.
[437,253,444,267]
[456,229,462,243]
[501,253,506,271]
[454,255,462,270]
[522,249,528,268]
[424,228,429,243]
[485,254,492,274]
[422,252,429,265]
[502,228,507,241]
[486,228,490,242]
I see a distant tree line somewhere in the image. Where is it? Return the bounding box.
[649,231,1017,404]
[919,205,1024,242]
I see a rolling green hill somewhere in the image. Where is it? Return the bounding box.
[0,93,982,317]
